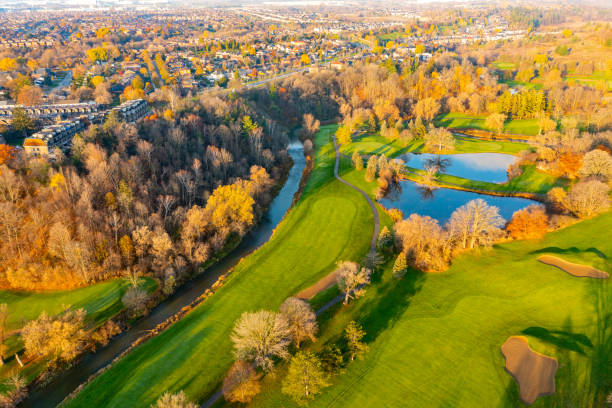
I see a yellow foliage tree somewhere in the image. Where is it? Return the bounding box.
[205,183,255,234]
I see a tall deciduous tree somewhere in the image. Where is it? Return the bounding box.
[222,361,260,403]
[336,261,371,304]
[279,297,318,348]
[448,199,504,249]
[345,321,368,361]
[231,310,292,371]
[282,351,330,406]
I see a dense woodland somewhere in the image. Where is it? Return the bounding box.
[0,93,290,291]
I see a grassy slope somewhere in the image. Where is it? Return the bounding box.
[435,113,540,136]
[249,212,612,408]
[0,278,157,390]
[0,278,156,333]
[65,125,376,408]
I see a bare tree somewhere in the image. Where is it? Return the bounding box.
[302,113,320,138]
[279,297,318,348]
[448,199,504,249]
[336,261,371,305]
[579,149,612,180]
[565,180,610,218]
[425,127,455,153]
[231,310,292,371]
[152,391,197,408]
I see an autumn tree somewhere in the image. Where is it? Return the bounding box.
[205,183,255,235]
[352,150,363,170]
[282,351,330,406]
[392,252,408,278]
[506,205,549,240]
[336,125,352,145]
[0,58,17,72]
[345,321,368,361]
[11,108,34,135]
[394,214,449,272]
[485,113,506,135]
[562,180,611,218]
[414,97,440,122]
[365,155,377,182]
[303,113,320,138]
[0,145,15,165]
[448,199,504,249]
[231,310,292,371]
[17,85,43,106]
[336,261,371,304]
[579,150,612,180]
[21,309,86,362]
[279,297,318,348]
[152,391,197,408]
[222,361,260,404]
[425,127,455,153]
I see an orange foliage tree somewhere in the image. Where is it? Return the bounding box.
[0,145,16,164]
[558,152,582,179]
[506,205,549,240]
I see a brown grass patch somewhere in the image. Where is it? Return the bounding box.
[537,255,609,279]
[501,336,558,405]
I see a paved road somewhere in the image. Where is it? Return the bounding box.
[332,133,380,255]
[49,70,72,95]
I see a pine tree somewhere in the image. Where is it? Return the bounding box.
[376,226,393,252]
[393,252,408,278]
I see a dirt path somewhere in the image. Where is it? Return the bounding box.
[538,255,609,279]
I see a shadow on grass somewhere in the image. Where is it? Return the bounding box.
[521,326,592,355]
[358,269,426,343]
[529,246,608,260]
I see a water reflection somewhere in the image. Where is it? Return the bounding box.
[399,152,517,183]
[380,179,534,222]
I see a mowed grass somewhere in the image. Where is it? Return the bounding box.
[65,125,376,408]
[249,212,612,408]
[0,278,157,333]
[0,278,157,391]
[340,133,530,157]
[435,113,541,136]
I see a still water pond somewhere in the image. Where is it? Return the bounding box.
[380,181,535,223]
[398,152,517,183]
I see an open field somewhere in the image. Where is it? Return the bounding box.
[0,278,157,391]
[248,211,612,408]
[64,125,376,408]
[340,133,531,158]
[435,113,541,136]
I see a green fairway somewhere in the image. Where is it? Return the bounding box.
[340,133,530,157]
[64,125,376,408]
[248,212,612,408]
[0,278,157,391]
[0,278,157,333]
[435,113,541,136]
[493,61,516,71]
[403,163,567,195]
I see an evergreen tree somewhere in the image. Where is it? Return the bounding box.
[393,252,408,278]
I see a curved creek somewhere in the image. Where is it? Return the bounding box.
[22,142,306,408]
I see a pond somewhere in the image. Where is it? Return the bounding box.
[380,180,536,223]
[397,152,517,183]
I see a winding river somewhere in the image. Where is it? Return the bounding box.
[22,142,306,408]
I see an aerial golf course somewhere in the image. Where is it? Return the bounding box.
[65,125,611,408]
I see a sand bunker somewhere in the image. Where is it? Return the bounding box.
[501,336,558,405]
[538,255,609,279]
[296,272,338,300]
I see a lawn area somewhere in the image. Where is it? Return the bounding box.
[64,125,377,408]
[492,61,516,71]
[247,211,612,407]
[565,71,612,91]
[341,133,531,157]
[0,278,157,333]
[500,79,543,90]
[0,277,157,392]
[435,113,541,136]
[402,163,567,195]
